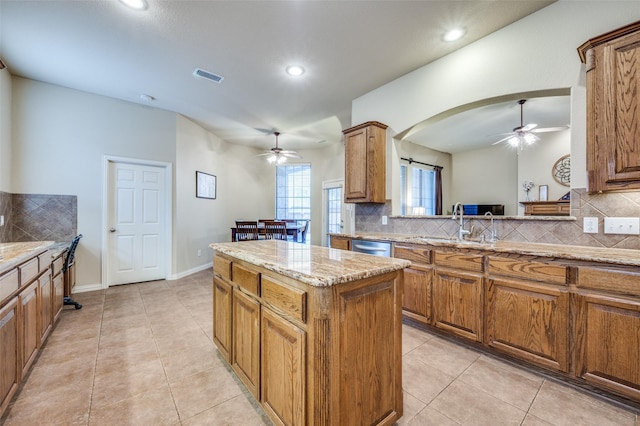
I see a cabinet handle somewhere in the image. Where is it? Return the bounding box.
[109,228,116,233]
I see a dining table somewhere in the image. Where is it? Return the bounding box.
[230,221,306,242]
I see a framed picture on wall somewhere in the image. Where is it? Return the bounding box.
[196,171,216,199]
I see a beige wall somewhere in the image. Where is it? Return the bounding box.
[0,69,11,192]
[11,77,177,289]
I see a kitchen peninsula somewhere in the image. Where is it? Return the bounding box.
[209,240,410,425]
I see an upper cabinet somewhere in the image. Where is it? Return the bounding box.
[343,121,387,203]
[578,21,640,193]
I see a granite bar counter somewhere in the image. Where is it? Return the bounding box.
[210,240,410,425]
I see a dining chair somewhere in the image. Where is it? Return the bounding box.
[235,221,260,241]
[262,220,288,240]
[298,220,309,243]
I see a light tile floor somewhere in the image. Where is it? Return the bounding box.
[2,269,638,425]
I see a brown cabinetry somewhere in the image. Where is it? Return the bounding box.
[212,245,405,425]
[329,235,351,250]
[38,271,53,344]
[212,277,232,361]
[394,244,432,325]
[232,287,261,399]
[0,297,19,417]
[520,201,570,216]
[432,250,484,342]
[19,279,39,377]
[343,121,387,203]
[578,21,640,192]
[261,306,306,425]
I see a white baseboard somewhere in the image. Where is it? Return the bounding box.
[169,262,212,280]
[72,283,103,294]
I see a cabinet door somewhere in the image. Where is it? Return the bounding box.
[486,277,569,372]
[344,126,369,201]
[212,278,232,361]
[261,307,306,426]
[39,272,53,344]
[20,280,39,376]
[0,297,19,417]
[574,292,640,401]
[584,24,640,192]
[433,268,483,342]
[232,288,261,399]
[402,266,432,325]
[52,272,64,322]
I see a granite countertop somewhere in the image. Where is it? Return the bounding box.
[0,241,56,275]
[210,240,410,287]
[330,232,640,267]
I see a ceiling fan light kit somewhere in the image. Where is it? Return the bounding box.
[257,131,302,164]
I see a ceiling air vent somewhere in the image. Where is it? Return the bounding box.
[193,68,224,84]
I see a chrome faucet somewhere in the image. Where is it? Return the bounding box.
[452,202,473,240]
[484,211,498,243]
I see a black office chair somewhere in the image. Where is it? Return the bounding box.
[63,234,83,309]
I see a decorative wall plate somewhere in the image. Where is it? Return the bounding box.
[552,154,570,186]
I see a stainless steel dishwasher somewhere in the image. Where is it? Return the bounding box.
[351,239,391,257]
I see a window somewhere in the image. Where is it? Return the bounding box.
[276,164,311,221]
[401,164,436,215]
[325,185,342,246]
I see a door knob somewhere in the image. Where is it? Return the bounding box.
[109,228,116,233]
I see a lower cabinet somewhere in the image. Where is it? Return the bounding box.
[232,288,261,399]
[329,235,351,250]
[0,297,19,417]
[402,267,432,325]
[574,291,640,401]
[52,271,64,323]
[432,268,483,342]
[39,272,53,344]
[261,306,306,426]
[19,279,39,377]
[486,277,569,372]
[212,277,232,361]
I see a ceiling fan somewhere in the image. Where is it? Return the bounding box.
[492,99,569,150]
[256,131,302,164]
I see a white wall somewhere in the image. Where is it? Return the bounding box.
[0,69,11,192]
[175,114,275,274]
[452,146,518,215]
[351,1,640,193]
[12,77,177,289]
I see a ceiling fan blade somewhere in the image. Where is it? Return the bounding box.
[282,152,302,159]
[522,123,538,132]
[492,135,514,145]
[532,125,570,133]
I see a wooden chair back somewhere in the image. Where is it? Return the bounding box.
[262,220,288,240]
[235,221,259,241]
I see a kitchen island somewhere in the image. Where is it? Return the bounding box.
[210,240,410,426]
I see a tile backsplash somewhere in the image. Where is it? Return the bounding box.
[0,191,77,243]
[355,188,640,250]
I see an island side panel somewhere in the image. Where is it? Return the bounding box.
[328,270,404,425]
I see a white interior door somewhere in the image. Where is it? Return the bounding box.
[106,160,167,286]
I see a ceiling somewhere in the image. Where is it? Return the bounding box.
[402,92,571,153]
[0,0,555,152]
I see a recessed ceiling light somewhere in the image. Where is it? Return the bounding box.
[442,27,466,42]
[286,65,305,77]
[119,0,148,11]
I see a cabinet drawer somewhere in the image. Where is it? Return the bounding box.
[19,258,39,286]
[213,255,232,280]
[38,252,51,273]
[488,257,567,285]
[578,266,640,297]
[434,250,483,272]
[52,256,64,277]
[262,276,307,323]
[0,268,19,304]
[394,244,431,265]
[232,263,260,296]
